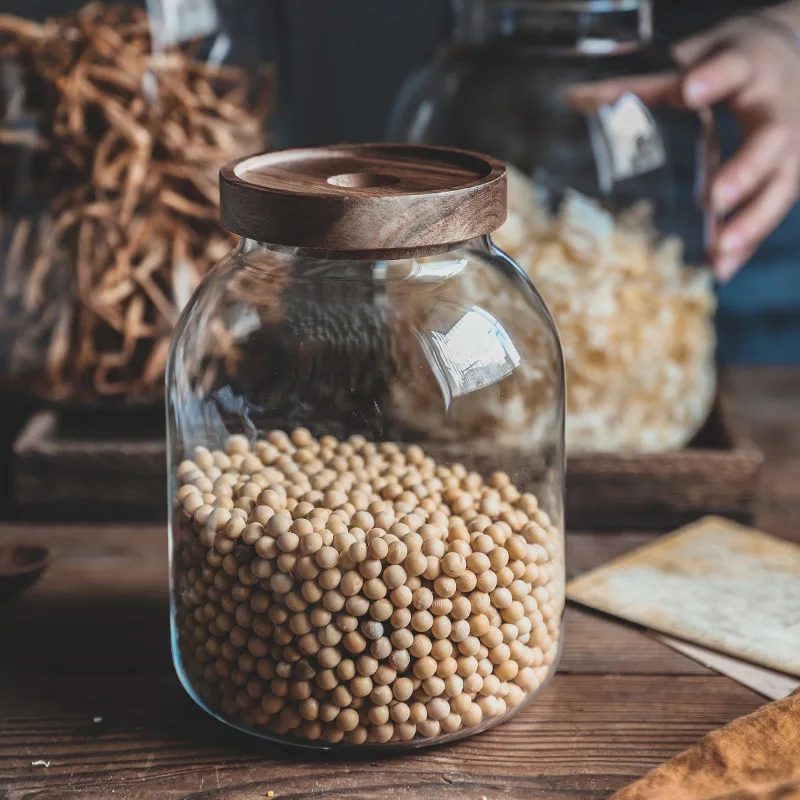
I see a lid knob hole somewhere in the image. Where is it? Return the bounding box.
[327,172,399,188]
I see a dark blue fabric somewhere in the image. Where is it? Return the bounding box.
[714,110,800,364]
[654,0,800,364]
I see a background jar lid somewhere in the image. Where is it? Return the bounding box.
[219,143,507,257]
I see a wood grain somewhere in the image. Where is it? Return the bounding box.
[729,368,800,544]
[0,525,771,798]
[3,368,800,799]
[729,368,800,464]
[13,408,166,522]
[0,672,762,800]
[566,387,762,531]
[220,144,507,254]
[11,386,763,529]
[0,525,708,675]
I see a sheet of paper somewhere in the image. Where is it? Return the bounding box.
[567,516,800,677]
[655,633,799,700]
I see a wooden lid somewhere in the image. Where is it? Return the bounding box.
[219,144,507,255]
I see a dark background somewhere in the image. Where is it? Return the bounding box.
[277,0,798,367]
[18,0,779,145]
[7,0,800,365]
[279,0,797,367]
[0,0,795,517]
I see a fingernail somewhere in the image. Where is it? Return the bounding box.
[713,182,737,212]
[716,257,740,283]
[684,79,706,106]
[719,230,744,254]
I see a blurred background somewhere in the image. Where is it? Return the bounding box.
[6,0,798,367]
[275,0,800,369]
[0,0,797,520]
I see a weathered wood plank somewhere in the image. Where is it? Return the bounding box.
[12,383,767,530]
[0,526,708,675]
[0,672,763,800]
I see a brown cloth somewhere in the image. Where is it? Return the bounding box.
[612,689,800,800]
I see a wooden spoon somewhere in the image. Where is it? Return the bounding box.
[0,544,49,601]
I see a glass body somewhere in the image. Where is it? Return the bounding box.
[0,1,273,404]
[167,236,566,748]
[390,0,718,454]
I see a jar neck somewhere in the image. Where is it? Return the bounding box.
[238,237,493,264]
[452,0,653,54]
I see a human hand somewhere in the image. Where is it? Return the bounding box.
[568,10,800,282]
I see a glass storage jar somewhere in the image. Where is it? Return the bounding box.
[168,143,565,748]
[390,0,718,454]
[0,0,274,403]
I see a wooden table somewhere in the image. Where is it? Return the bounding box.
[2,367,798,800]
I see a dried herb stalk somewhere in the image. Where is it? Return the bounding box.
[0,3,271,401]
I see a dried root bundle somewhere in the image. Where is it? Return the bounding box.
[0,3,271,401]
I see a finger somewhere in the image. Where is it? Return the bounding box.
[673,27,725,66]
[711,124,792,214]
[565,72,682,113]
[683,48,754,108]
[714,165,799,281]
[715,241,757,283]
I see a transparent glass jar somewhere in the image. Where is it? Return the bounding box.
[168,144,565,748]
[0,1,274,403]
[390,0,718,454]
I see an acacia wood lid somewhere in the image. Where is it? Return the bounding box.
[219,143,507,255]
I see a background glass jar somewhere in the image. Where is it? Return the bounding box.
[0,0,275,404]
[390,0,719,454]
[168,144,566,748]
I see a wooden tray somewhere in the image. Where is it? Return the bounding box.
[13,387,762,529]
[13,407,166,523]
[566,387,763,530]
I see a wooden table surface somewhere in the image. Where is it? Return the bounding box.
[2,367,798,800]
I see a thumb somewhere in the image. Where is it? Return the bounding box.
[565,25,728,114]
[565,72,683,113]
[672,27,725,66]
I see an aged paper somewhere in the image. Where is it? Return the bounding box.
[656,634,799,700]
[567,516,800,676]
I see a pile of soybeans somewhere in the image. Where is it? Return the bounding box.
[172,428,563,746]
